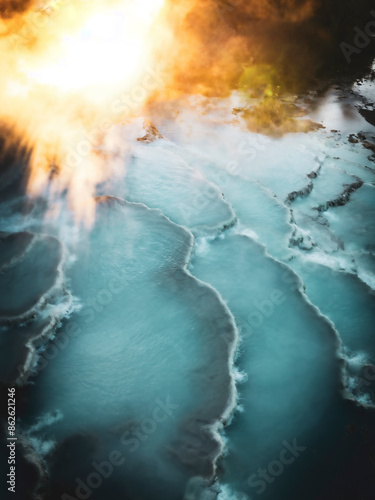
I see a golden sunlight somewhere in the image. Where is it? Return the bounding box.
[22,0,165,92]
[0,0,166,224]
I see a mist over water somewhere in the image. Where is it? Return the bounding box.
[0,59,375,500]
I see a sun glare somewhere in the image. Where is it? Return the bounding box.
[0,0,166,225]
[22,0,165,92]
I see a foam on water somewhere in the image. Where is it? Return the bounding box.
[21,197,238,499]
[289,257,375,403]
[2,81,374,499]
[325,184,375,252]
[190,232,344,498]
[0,230,73,385]
[100,141,236,234]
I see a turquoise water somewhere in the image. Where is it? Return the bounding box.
[1,84,375,499]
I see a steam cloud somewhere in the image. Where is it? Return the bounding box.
[167,0,375,94]
[0,0,374,223]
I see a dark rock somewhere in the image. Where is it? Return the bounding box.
[348,134,359,144]
[137,120,163,143]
